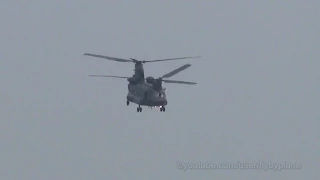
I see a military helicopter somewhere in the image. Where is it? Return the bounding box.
[83,53,199,112]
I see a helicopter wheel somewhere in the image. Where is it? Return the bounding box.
[137,107,142,112]
[126,100,129,106]
[160,106,166,112]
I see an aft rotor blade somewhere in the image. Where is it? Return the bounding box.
[143,56,201,63]
[162,79,197,85]
[161,64,191,78]
[89,75,129,79]
[83,53,133,62]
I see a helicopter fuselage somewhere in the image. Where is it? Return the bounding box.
[126,82,167,107]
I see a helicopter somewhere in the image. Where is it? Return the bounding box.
[83,53,199,112]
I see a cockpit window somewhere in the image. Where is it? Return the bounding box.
[159,92,165,97]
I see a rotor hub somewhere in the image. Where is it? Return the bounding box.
[130,58,146,64]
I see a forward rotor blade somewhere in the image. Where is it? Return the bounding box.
[143,56,201,63]
[161,64,191,78]
[83,53,133,62]
[89,75,129,79]
[162,79,197,85]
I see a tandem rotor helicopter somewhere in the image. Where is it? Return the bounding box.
[83,53,200,112]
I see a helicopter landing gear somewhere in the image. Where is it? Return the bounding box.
[126,100,129,106]
[160,106,166,112]
[137,105,142,112]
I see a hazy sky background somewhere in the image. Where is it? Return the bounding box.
[1,1,319,179]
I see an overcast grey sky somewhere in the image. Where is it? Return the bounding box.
[1,1,319,179]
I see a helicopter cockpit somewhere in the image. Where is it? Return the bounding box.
[158,91,166,97]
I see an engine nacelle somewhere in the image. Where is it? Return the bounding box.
[127,76,139,84]
[146,76,156,84]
